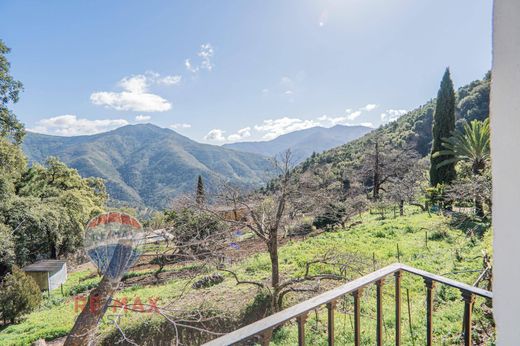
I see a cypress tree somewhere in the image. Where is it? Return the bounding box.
[196,175,205,205]
[430,68,457,186]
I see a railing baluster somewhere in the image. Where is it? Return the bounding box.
[424,278,435,346]
[395,271,402,346]
[327,301,336,346]
[261,328,273,346]
[297,313,308,346]
[376,279,385,346]
[353,289,363,346]
[461,290,475,346]
[200,264,492,346]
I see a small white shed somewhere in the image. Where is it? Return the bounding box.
[22,260,67,291]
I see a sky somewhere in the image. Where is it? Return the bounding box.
[0,0,492,144]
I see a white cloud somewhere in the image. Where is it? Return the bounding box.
[381,109,407,123]
[227,127,251,141]
[185,43,214,73]
[361,104,378,111]
[317,115,349,126]
[170,123,192,130]
[254,117,319,140]
[90,90,171,112]
[204,129,226,141]
[135,115,151,122]
[347,111,362,120]
[185,59,197,73]
[199,43,214,71]
[158,75,181,85]
[90,72,179,112]
[360,122,375,128]
[29,115,128,136]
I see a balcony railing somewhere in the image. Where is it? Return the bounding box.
[202,263,492,346]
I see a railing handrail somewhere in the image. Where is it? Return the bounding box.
[399,264,492,299]
[202,263,492,346]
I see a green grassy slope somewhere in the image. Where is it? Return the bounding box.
[0,210,493,345]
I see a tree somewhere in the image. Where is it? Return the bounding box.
[430,68,456,186]
[0,40,25,145]
[0,223,14,277]
[211,150,348,312]
[196,175,205,205]
[387,159,428,216]
[0,267,41,324]
[434,119,490,216]
[3,157,106,264]
[361,139,420,201]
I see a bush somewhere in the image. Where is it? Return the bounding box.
[169,208,227,257]
[288,219,313,236]
[0,267,42,323]
[313,203,346,230]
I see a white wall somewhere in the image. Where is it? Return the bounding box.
[491,0,520,344]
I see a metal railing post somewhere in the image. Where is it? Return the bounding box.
[297,313,308,346]
[376,279,385,346]
[353,289,364,346]
[261,328,273,346]
[327,301,336,346]
[395,271,402,346]
[424,278,435,346]
[461,290,475,346]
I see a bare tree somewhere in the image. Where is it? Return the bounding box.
[361,139,421,201]
[204,150,351,311]
[387,158,428,215]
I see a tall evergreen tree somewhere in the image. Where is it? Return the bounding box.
[196,175,205,205]
[430,68,457,186]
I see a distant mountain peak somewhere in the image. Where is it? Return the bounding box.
[223,124,372,163]
[22,126,273,209]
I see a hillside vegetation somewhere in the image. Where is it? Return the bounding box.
[23,124,274,208]
[299,73,490,178]
[0,210,493,345]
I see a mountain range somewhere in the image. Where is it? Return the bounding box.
[22,123,373,209]
[22,124,274,209]
[223,124,371,162]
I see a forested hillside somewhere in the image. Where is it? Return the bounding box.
[23,124,274,209]
[298,73,490,183]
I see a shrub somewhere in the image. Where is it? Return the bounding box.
[169,208,227,257]
[313,203,346,230]
[0,267,42,323]
[288,219,313,236]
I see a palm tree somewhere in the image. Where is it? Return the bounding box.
[433,118,490,216]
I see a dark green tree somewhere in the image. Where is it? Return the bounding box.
[0,267,41,324]
[196,175,205,205]
[430,68,456,186]
[0,40,25,145]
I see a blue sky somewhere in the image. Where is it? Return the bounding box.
[1,0,492,143]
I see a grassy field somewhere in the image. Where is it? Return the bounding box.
[0,209,494,345]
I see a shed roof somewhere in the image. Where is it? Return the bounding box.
[22,260,66,273]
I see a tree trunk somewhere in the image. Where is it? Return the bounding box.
[475,197,484,217]
[373,141,380,200]
[267,233,280,311]
[399,200,404,216]
[473,161,485,217]
[64,275,120,346]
